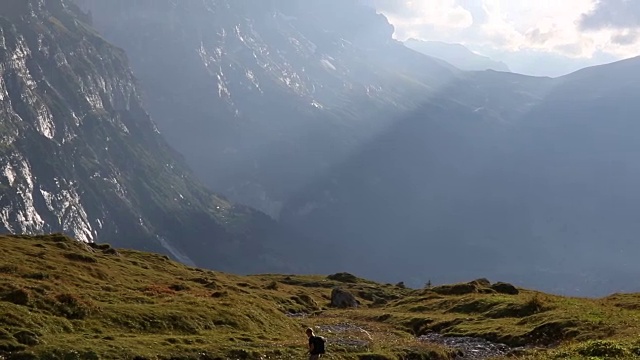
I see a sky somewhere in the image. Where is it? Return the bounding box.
[371,0,640,77]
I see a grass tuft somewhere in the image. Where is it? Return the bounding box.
[575,340,629,358]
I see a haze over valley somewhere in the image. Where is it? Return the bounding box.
[1,0,640,297]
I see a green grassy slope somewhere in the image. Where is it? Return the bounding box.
[1,235,640,359]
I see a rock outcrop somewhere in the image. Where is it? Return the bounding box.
[491,282,519,295]
[331,288,358,308]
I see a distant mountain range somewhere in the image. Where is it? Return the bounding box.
[1,0,640,296]
[404,39,511,72]
[281,59,640,295]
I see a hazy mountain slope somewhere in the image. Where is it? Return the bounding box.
[282,57,640,296]
[281,99,539,285]
[498,56,640,284]
[0,0,298,274]
[405,39,511,72]
[74,0,461,216]
[70,0,640,295]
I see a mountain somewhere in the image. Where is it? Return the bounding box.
[475,48,620,78]
[74,0,461,217]
[2,234,640,360]
[281,57,640,296]
[0,0,300,274]
[72,0,640,296]
[404,39,511,72]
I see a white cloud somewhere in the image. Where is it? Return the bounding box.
[375,0,640,61]
[374,0,474,38]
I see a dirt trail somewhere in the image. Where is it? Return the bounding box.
[419,333,520,359]
[313,321,525,359]
[317,323,373,348]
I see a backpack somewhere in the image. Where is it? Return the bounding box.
[311,336,326,354]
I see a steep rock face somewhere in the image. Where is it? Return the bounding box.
[0,0,297,274]
[74,0,460,216]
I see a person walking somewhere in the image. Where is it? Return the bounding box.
[306,327,326,359]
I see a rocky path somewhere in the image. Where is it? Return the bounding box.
[317,323,373,348]
[310,320,525,359]
[418,332,519,359]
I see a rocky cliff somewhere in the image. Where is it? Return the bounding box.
[0,0,297,274]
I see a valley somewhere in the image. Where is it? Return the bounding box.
[73,0,640,295]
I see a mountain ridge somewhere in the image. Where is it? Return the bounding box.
[404,39,512,72]
[280,52,640,296]
[0,0,301,274]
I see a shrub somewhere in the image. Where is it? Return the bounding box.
[63,253,97,263]
[188,277,210,285]
[168,284,190,291]
[144,285,176,296]
[0,264,19,273]
[327,272,359,283]
[469,278,491,287]
[291,294,318,309]
[6,351,38,360]
[3,288,31,305]
[38,349,87,360]
[103,248,120,256]
[522,320,580,346]
[24,272,50,280]
[204,281,219,289]
[47,234,71,243]
[491,282,519,295]
[56,242,70,250]
[55,293,93,319]
[13,330,39,346]
[357,354,393,360]
[576,340,629,358]
[431,283,477,295]
[211,291,228,298]
[0,337,26,352]
[484,296,545,318]
[372,297,387,305]
[89,243,112,251]
[525,295,545,311]
[401,348,453,360]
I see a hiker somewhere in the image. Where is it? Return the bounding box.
[306,327,326,359]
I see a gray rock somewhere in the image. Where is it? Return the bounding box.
[491,282,519,295]
[331,288,358,308]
